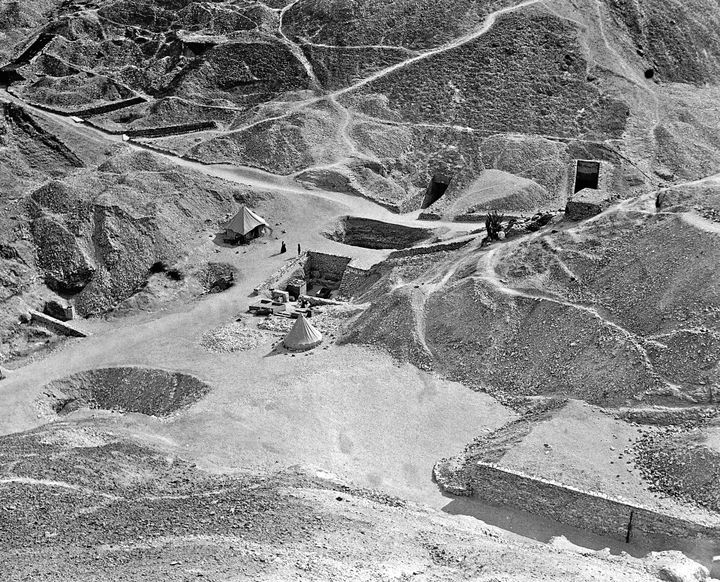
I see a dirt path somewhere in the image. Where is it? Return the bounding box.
[1,88,475,233]
[192,0,546,135]
[277,0,322,90]
[299,40,420,54]
[330,0,545,98]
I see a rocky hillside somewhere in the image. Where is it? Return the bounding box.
[25,150,252,315]
[343,185,720,408]
[0,141,262,363]
[5,0,720,212]
[0,422,710,582]
[2,2,720,579]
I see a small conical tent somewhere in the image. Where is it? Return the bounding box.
[224,206,270,241]
[283,314,323,351]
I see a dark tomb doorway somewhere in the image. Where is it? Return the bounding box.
[421,175,451,209]
[574,160,600,193]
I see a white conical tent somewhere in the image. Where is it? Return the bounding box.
[283,314,323,351]
[224,206,269,237]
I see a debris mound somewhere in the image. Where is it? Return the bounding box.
[200,322,270,353]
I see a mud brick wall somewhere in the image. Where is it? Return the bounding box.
[469,462,720,546]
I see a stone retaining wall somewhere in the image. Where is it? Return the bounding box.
[387,237,475,259]
[468,462,720,547]
[71,97,146,118]
[30,310,87,338]
[256,254,306,295]
[125,121,217,138]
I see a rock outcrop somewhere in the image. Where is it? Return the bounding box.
[565,188,615,220]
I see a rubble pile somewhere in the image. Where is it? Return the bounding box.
[200,321,271,353]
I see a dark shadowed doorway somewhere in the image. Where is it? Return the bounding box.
[421,175,451,209]
[574,161,600,193]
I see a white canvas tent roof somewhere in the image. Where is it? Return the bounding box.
[224,206,269,236]
[283,314,323,351]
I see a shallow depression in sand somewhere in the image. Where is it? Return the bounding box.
[39,367,211,417]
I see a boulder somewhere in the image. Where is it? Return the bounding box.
[31,216,95,293]
[565,188,613,220]
[43,299,70,321]
[644,551,709,582]
[656,182,720,213]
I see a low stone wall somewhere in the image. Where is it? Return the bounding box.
[9,33,54,67]
[387,237,475,259]
[256,254,307,295]
[71,97,146,118]
[3,103,84,168]
[9,96,144,124]
[125,121,217,138]
[467,462,720,547]
[30,310,87,338]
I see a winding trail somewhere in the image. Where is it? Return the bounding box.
[205,0,546,135]
[0,87,471,232]
[331,0,544,98]
[277,0,322,91]
[299,39,420,54]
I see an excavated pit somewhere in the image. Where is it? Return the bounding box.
[40,367,211,417]
[324,216,434,250]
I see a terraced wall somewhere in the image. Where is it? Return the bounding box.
[468,462,720,547]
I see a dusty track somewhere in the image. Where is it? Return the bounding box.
[0,88,475,233]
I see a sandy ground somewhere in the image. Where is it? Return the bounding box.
[2,288,513,507]
[0,104,514,507]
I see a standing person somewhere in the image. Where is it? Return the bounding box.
[280,241,286,254]
[297,243,301,256]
